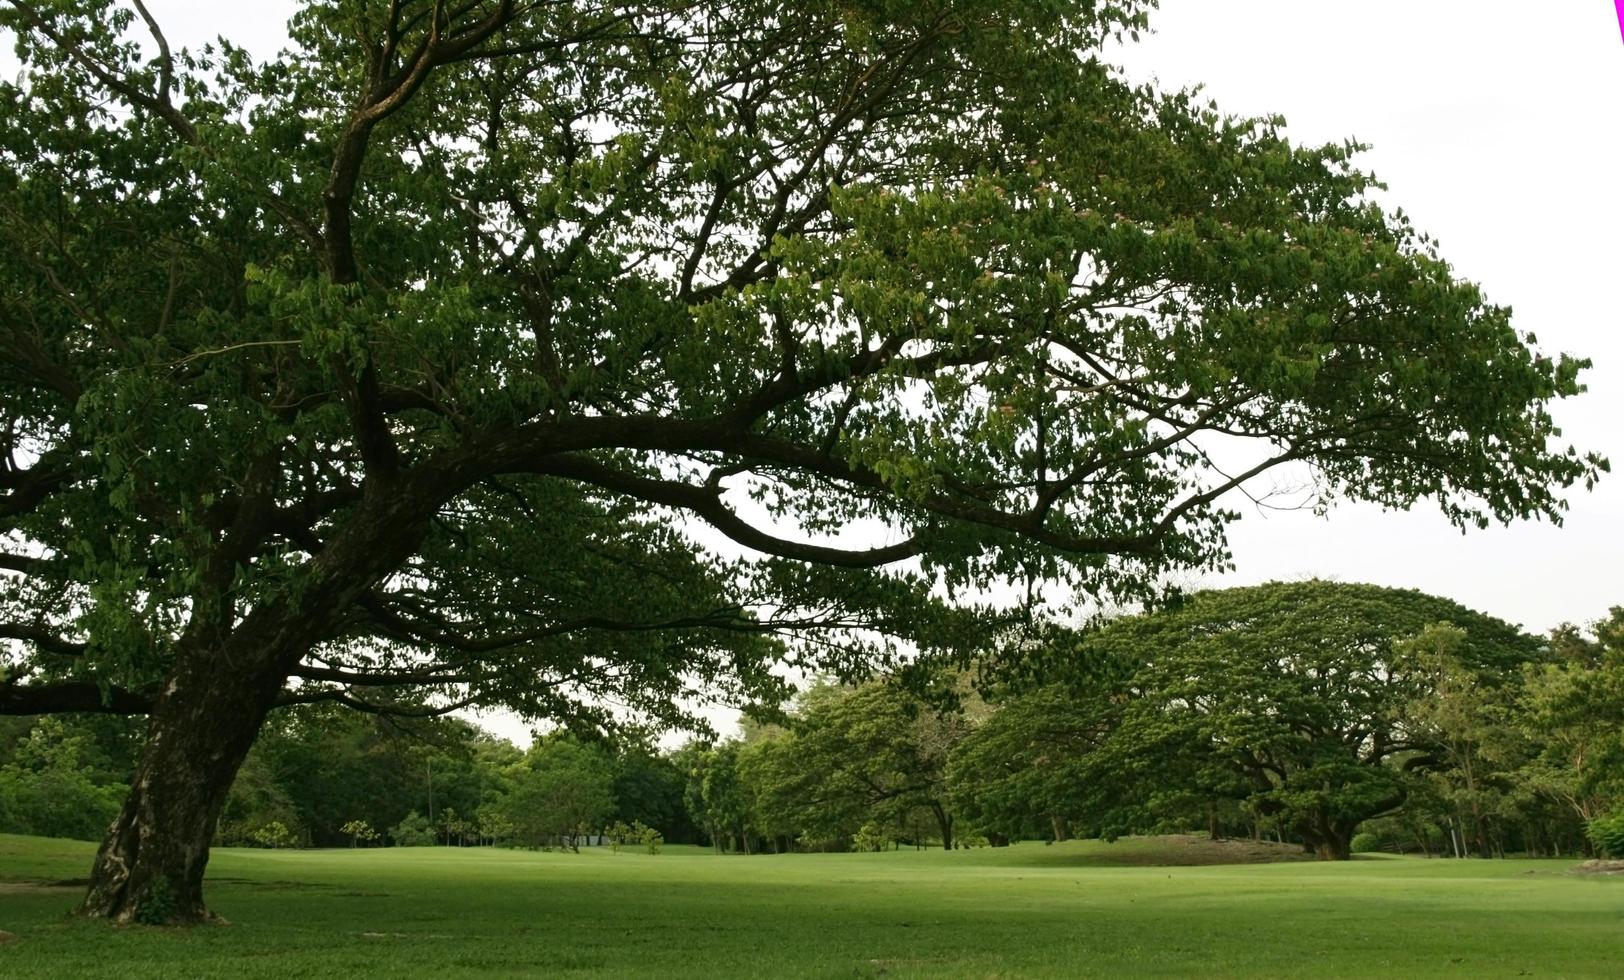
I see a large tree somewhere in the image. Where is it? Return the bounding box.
[1078,581,1542,859]
[0,0,1602,921]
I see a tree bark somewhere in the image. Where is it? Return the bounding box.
[78,643,290,923]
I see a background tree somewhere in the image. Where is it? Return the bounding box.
[216,704,512,847]
[216,749,307,848]
[1110,583,1540,858]
[1099,583,1539,859]
[683,740,755,854]
[0,716,128,840]
[736,737,815,851]
[1402,623,1537,857]
[949,683,1139,845]
[340,819,378,848]
[611,738,701,845]
[977,583,1544,858]
[742,680,968,850]
[390,811,435,847]
[503,734,617,852]
[0,0,1602,921]
[475,802,515,848]
[1519,609,1624,832]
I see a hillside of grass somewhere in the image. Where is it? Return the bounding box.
[1,833,1619,978]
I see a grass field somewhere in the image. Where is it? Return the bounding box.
[1,833,1620,978]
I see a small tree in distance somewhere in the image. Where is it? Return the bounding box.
[249,821,295,850]
[634,821,664,855]
[476,804,514,849]
[340,820,378,849]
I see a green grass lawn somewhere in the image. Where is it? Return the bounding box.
[1,833,1619,978]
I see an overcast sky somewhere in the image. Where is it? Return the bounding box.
[16,2,1620,739]
[1109,1,1623,635]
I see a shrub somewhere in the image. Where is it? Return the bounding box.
[633,820,663,855]
[1345,816,1443,855]
[1586,814,1624,858]
[133,877,178,926]
[794,831,847,853]
[391,811,436,847]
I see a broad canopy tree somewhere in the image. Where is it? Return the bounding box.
[502,733,617,851]
[1009,582,1543,859]
[0,0,1602,921]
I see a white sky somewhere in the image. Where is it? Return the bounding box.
[10,2,1620,741]
[1110,1,1623,635]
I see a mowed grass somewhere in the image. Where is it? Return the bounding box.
[1,833,1620,978]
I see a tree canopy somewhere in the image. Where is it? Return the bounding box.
[0,0,1603,922]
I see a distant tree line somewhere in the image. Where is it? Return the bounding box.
[1,705,699,851]
[5,583,1620,861]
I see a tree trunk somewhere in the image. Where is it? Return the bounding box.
[1049,813,1068,843]
[930,803,953,851]
[1312,837,1351,861]
[77,483,438,923]
[1312,823,1355,861]
[79,644,289,924]
[1300,814,1355,861]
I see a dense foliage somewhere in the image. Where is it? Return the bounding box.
[1085,582,1537,859]
[0,714,137,840]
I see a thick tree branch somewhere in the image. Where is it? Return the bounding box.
[0,622,86,656]
[528,454,920,567]
[274,688,483,718]
[0,679,154,714]
[3,0,195,141]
